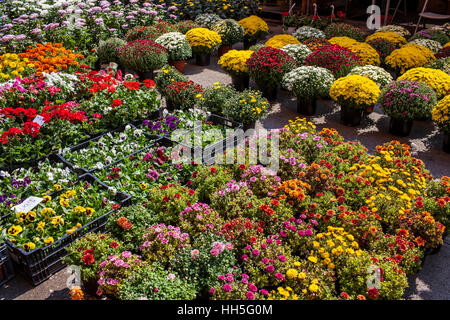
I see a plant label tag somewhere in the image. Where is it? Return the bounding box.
[33,115,45,126]
[12,196,44,213]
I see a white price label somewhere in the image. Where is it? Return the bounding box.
[33,115,45,126]
[12,196,44,213]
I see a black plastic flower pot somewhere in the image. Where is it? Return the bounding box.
[261,85,278,101]
[389,117,413,137]
[443,132,450,154]
[231,74,249,91]
[297,99,317,116]
[243,39,257,50]
[340,105,363,127]
[195,53,211,66]
[165,98,177,112]
[243,121,256,131]
[138,70,154,81]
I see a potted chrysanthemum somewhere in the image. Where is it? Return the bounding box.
[212,19,245,57]
[282,66,335,115]
[218,49,253,91]
[155,32,192,74]
[330,75,380,126]
[185,28,222,66]
[379,80,437,136]
[238,15,269,49]
[246,46,296,100]
[118,39,168,81]
[432,95,450,153]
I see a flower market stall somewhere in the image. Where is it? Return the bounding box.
[0,0,449,302]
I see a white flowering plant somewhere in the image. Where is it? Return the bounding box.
[194,13,223,29]
[408,39,443,54]
[59,125,153,172]
[155,32,192,61]
[292,26,325,42]
[280,44,312,64]
[349,65,393,88]
[282,66,335,100]
[376,25,411,38]
[211,19,244,46]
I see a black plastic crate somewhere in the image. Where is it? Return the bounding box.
[0,243,15,286]
[4,173,131,286]
[191,114,243,165]
[56,124,159,175]
[0,154,73,222]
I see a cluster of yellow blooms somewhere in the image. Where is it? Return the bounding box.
[432,95,450,132]
[284,117,317,134]
[398,67,450,98]
[0,52,34,80]
[385,44,435,74]
[328,36,358,48]
[218,49,253,75]
[266,286,300,300]
[348,142,430,222]
[328,36,380,65]
[445,42,450,48]
[310,226,363,270]
[365,31,407,47]
[5,186,95,251]
[185,28,222,51]
[330,74,380,108]
[265,34,300,49]
[238,15,268,36]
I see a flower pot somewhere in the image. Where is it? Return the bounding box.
[83,277,99,297]
[195,53,211,66]
[165,98,176,112]
[443,132,450,154]
[426,244,443,255]
[218,45,232,58]
[416,114,431,121]
[340,105,363,127]
[168,60,186,74]
[261,85,278,101]
[297,99,317,116]
[389,117,413,137]
[243,39,257,50]
[282,26,296,34]
[138,70,154,81]
[243,121,256,131]
[231,74,249,91]
[365,104,375,114]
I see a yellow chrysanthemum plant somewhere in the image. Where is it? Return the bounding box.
[330,75,380,110]
[385,44,435,75]
[330,75,380,125]
[238,15,269,43]
[328,37,380,66]
[218,49,253,77]
[398,67,450,99]
[365,31,407,48]
[185,28,222,54]
[265,34,300,49]
[432,95,450,135]
[328,36,358,48]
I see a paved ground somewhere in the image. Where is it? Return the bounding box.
[1,24,449,300]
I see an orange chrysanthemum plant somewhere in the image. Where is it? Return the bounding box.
[19,42,84,74]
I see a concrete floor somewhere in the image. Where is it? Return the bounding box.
[1,24,449,300]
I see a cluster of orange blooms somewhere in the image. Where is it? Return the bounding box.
[273,179,311,207]
[440,176,450,194]
[19,43,84,73]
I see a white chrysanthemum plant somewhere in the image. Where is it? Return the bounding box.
[282,66,335,101]
[280,44,312,64]
[292,26,326,42]
[408,39,443,54]
[155,32,192,61]
[348,65,393,88]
